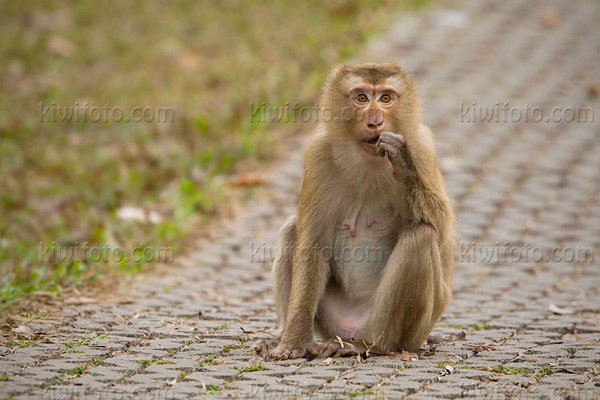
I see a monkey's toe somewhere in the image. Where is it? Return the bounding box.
[268,342,318,360]
[270,347,301,360]
[254,338,279,359]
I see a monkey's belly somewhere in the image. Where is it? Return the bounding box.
[319,230,396,339]
[317,283,372,340]
[332,227,397,299]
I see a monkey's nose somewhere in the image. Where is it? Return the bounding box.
[367,120,384,130]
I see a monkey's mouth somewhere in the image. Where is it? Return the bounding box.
[363,135,380,145]
[361,135,380,156]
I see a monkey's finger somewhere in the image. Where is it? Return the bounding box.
[378,142,399,162]
[290,349,304,359]
[381,132,406,151]
[381,131,406,145]
[255,342,267,357]
[333,348,347,358]
[376,141,387,158]
[308,343,320,356]
[319,344,337,359]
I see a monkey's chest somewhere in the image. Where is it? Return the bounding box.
[331,207,397,297]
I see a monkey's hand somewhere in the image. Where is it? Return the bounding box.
[317,339,376,358]
[376,131,417,181]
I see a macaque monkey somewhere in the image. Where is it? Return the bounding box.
[255,62,455,359]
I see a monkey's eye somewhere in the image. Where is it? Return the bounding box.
[379,93,392,104]
[355,93,369,103]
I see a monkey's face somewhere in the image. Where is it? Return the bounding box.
[323,63,421,157]
[347,85,399,156]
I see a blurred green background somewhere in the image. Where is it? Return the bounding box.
[0,0,428,309]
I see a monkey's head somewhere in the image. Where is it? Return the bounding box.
[321,62,421,156]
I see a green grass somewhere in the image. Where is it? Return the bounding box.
[452,322,493,331]
[232,362,267,373]
[222,342,250,353]
[202,384,222,395]
[90,358,102,366]
[473,322,492,330]
[0,0,431,309]
[67,366,84,376]
[535,365,553,378]
[491,364,526,375]
[197,353,220,368]
[178,372,188,380]
[135,359,158,368]
[45,375,66,386]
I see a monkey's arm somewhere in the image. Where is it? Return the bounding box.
[368,126,454,352]
[377,125,453,233]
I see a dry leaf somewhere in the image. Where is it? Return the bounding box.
[548,303,573,315]
[587,81,599,98]
[363,340,373,357]
[541,9,561,28]
[166,378,177,386]
[448,331,466,342]
[335,335,344,348]
[397,350,416,362]
[445,365,454,373]
[228,174,266,187]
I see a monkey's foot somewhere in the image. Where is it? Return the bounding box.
[317,339,374,358]
[268,342,319,360]
[254,338,280,359]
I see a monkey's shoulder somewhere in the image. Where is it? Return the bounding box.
[302,132,337,175]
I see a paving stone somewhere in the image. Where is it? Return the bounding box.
[2,0,600,398]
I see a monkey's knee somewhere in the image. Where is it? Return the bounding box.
[273,215,296,277]
[277,215,297,246]
[367,224,445,352]
[407,223,437,251]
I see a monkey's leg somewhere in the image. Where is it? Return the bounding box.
[254,215,295,357]
[255,215,320,358]
[364,223,451,353]
[272,215,297,329]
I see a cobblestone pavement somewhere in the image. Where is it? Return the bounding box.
[2,0,600,399]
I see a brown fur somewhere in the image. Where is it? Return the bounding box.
[256,62,455,359]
